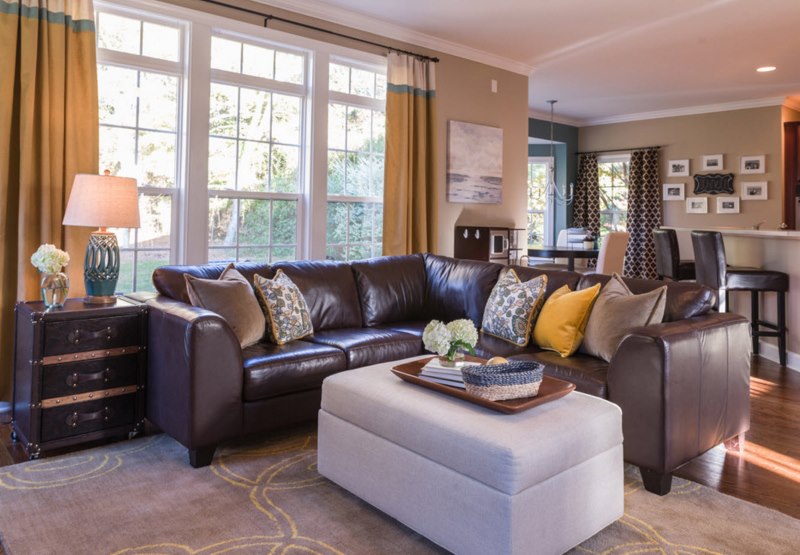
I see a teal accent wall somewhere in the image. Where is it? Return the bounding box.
[528,118,579,243]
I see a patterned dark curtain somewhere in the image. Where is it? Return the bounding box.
[624,148,662,278]
[573,153,600,237]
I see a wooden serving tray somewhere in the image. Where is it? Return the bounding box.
[391,356,576,414]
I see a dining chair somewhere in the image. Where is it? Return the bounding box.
[653,228,695,281]
[691,230,788,365]
[576,231,629,275]
[530,227,588,270]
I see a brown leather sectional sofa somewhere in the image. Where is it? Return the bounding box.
[146,253,751,495]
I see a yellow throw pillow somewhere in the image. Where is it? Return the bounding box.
[533,283,601,357]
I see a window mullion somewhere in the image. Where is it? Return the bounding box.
[183,21,212,264]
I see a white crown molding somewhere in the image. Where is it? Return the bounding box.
[527,109,582,128]
[581,97,788,127]
[783,96,800,112]
[251,0,533,75]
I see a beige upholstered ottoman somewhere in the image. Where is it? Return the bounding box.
[317,357,624,555]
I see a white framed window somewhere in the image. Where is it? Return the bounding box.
[94,1,388,290]
[326,59,386,261]
[206,33,306,263]
[526,157,554,245]
[597,154,630,235]
[95,6,184,291]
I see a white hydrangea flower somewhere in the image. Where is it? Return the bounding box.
[422,320,451,356]
[446,319,478,348]
[30,244,70,274]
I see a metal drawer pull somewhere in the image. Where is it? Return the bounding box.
[66,368,111,388]
[66,406,113,428]
[67,326,115,344]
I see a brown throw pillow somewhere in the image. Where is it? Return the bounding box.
[581,274,667,362]
[184,263,266,348]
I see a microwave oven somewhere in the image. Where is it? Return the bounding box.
[489,229,509,257]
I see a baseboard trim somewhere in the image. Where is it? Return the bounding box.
[757,341,799,372]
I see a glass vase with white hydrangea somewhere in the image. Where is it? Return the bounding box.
[422,318,478,367]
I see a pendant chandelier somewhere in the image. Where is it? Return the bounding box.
[546,100,574,205]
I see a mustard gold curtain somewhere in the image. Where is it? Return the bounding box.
[382,53,437,255]
[0,0,98,401]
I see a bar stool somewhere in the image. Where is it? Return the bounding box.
[653,228,695,281]
[691,231,788,366]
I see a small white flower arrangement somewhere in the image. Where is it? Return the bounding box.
[30,244,70,274]
[422,318,478,362]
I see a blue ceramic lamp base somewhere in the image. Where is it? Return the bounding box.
[83,230,120,304]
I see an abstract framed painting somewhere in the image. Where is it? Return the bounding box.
[447,120,503,204]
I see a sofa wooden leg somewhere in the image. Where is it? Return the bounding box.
[640,467,672,495]
[189,446,216,468]
[724,433,746,455]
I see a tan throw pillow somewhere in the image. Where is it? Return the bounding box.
[581,274,667,362]
[253,270,314,345]
[184,264,266,348]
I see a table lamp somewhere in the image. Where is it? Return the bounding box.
[63,171,140,304]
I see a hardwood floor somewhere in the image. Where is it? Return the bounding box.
[2,356,799,520]
[676,356,800,519]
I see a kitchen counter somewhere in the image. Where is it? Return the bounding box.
[666,226,799,370]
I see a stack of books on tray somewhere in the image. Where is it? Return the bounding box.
[418,358,479,390]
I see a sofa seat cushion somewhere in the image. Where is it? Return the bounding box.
[377,320,428,338]
[243,340,347,401]
[510,351,609,398]
[307,328,422,369]
[474,332,541,359]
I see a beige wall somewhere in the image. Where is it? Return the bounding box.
[579,107,785,230]
[161,0,530,257]
[435,58,529,255]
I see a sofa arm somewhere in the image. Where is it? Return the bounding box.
[146,296,244,454]
[608,312,751,476]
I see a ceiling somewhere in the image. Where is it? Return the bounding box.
[258,0,800,126]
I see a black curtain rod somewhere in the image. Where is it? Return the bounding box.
[197,0,440,63]
[576,146,661,155]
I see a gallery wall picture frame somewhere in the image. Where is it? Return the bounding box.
[702,154,724,171]
[742,181,768,200]
[667,159,690,177]
[740,155,765,174]
[693,173,734,195]
[446,120,503,204]
[686,197,708,214]
[662,183,685,201]
[717,196,740,214]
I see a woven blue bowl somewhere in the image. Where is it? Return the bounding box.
[462,360,544,387]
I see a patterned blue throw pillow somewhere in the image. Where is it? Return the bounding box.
[481,270,548,346]
[254,270,314,345]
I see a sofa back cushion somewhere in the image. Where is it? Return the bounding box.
[153,262,272,304]
[272,259,362,330]
[423,254,503,327]
[352,254,426,326]
[506,266,581,300]
[576,274,715,321]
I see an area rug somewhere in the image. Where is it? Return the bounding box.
[1,427,799,555]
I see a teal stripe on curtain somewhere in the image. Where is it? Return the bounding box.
[386,83,436,98]
[0,1,95,31]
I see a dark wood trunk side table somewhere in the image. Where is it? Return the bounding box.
[11,298,147,460]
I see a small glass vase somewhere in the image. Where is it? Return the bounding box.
[439,351,466,368]
[40,271,69,309]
